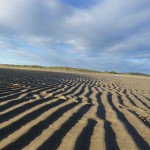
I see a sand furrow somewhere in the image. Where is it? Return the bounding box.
[36,105,91,150]
[107,92,150,150]
[0,100,75,149]
[101,91,138,150]
[23,104,84,150]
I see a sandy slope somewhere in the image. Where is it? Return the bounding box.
[0,68,150,150]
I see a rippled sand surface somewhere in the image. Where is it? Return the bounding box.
[0,68,150,150]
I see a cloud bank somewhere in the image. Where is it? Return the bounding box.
[0,0,150,73]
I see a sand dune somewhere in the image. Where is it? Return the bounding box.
[0,68,150,150]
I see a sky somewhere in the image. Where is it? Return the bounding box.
[0,0,150,74]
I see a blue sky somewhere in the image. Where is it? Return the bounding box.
[0,0,150,74]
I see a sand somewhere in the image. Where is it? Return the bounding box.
[0,68,150,150]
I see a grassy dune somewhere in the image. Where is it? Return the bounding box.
[0,68,150,150]
[0,64,149,77]
[0,64,108,73]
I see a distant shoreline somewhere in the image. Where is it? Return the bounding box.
[0,64,149,79]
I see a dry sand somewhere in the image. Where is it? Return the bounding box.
[0,68,150,150]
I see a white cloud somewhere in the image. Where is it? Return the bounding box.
[0,0,150,73]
